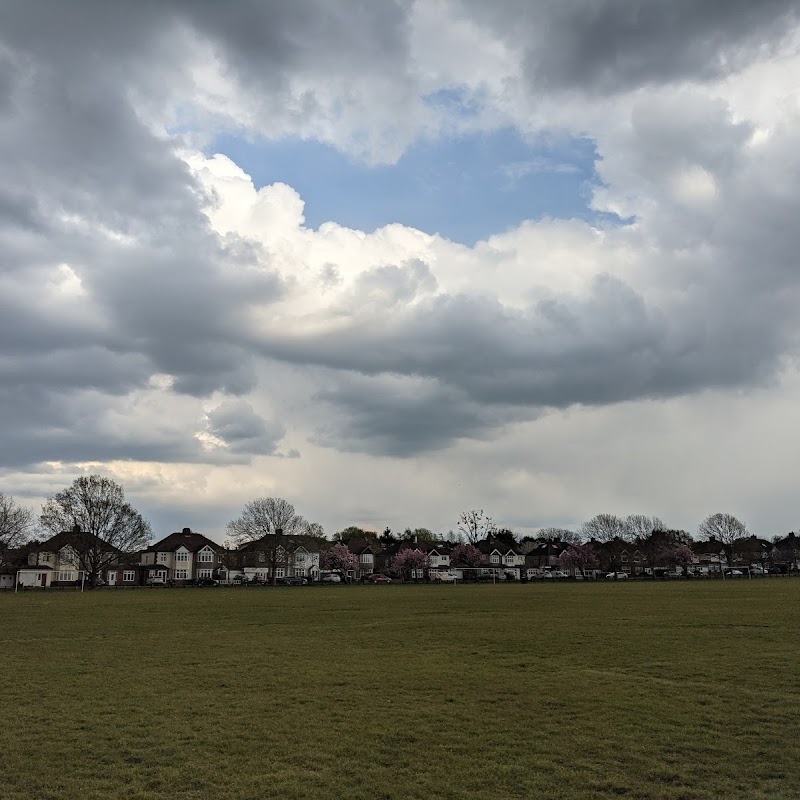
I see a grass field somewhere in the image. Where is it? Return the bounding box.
[2,581,800,800]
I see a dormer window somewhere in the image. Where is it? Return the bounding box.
[491,554,500,564]
[176,551,189,562]
[197,549,213,562]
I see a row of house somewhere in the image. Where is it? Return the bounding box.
[3,527,800,590]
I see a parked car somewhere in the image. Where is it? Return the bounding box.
[605,572,628,580]
[278,576,307,586]
[433,572,457,583]
[543,570,568,580]
[724,569,744,578]
[367,574,392,584]
[232,575,249,585]
[146,576,166,586]
[191,577,219,587]
[320,572,342,584]
[664,571,683,579]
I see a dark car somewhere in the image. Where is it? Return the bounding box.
[278,576,307,586]
[366,574,392,584]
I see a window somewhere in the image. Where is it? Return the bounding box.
[360,553,370,563]
[55,571,75,582]
[174,569,188,580]
[197,569,212,579]
[294,568,305,577]
[197,550,213,562]
[175,551,189,562]
[40,553,51,563]
[157,552,168,563]
[621,553,629,563]
[275,568,285,578]
[123,571,136,582]
[295,552,306,563]
[491,554,500,564]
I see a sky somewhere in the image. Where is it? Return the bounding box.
[3,0,800,544]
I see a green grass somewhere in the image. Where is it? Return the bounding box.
[2,581,800,800]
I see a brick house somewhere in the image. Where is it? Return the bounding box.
[140,528,223,584]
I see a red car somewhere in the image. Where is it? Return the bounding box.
[367,574,392,584]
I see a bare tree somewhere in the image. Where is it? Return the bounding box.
[0,492,34,560]
[624,514,666,540]
[303,521,325,540]
[580,513,629,543]
[227,497,307,584]
[581,513,630,574]
[698,513,747,567]
[537,527,582,545]
[39,475,151,587]
[458,509,495,544]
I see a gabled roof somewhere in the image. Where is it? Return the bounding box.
[145,528,221,553]
[691,539,727,555]
[476,536,522,556]
[238,533,321,554]
[340,537,380,555]
[36,529,122,556]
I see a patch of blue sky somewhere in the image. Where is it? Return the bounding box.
[210,127,619,246]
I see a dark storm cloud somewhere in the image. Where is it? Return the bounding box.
[267,270,788,421]
[313,377,507,457]
[458,0,799,93]
[205,399,286,456]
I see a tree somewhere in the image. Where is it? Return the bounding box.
[303,521,326,541]
[450,543,484,569]
[390,548,429,581]
[560,543,600,577]
[39,475,151,587]
[637,529,693,576]
[581,514,629,573]
[380,527,397,545]
[698,513,747,567]
[227,497,308,584]
[0,492,34,561]
[624,514,666,540]
[458,509,495,544]
[408,527,437,542]
[334,526,377,542]
[581,513,630,543]
[662,543,695,574]
[320,542,359,575]
[537,527,582,545]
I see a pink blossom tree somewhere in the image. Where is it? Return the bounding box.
[450,543,484,568]
[320,542,359,576]
[391,548,430,581]
[560,543,600,577]
[662,543,695,574]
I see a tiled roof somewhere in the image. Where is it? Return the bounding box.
[37,530,122,555]
[145,528,221,553]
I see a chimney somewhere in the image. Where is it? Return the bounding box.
[182,527,191,535]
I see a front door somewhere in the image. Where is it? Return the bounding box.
[108,572,117,585]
